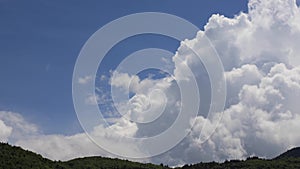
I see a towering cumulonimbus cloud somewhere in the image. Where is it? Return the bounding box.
[150,0,300,165]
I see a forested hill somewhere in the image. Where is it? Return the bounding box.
[275,147,300,159]
[1,142,300,169]
[0,143,167,169]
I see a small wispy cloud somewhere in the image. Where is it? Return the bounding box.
[78,75,93,84]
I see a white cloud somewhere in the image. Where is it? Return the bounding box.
[0,110,142,161]
[100,74,107,81]
[85,94,100,105]
[78,75,93,84]
[0,111,38,141]
[151,63,300,165]
[16,124,141,161]
[0,119,12,142]
[17,133,101,161]
[225,64,263,106]
[23,122,146,161]
[150,0,300,165]
[110,72,173,123]
[110,72,140,93]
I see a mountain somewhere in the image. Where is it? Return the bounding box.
[1,142,300,169]
[275,147,300,159]
[0,143,167,169]
[179,157,300,169]
[0,142,55,169]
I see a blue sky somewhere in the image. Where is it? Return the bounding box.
[0,0,248,135]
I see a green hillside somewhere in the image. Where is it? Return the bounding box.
[0,142,55,169]
[180,157,300,169]
[275,147,300,159]
[1,142,300,169]
[0,143,167,169]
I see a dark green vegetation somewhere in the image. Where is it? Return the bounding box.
[275,147,300,159]
[180,157,300,169]
[0,143,167,169]
[1,142,300,169]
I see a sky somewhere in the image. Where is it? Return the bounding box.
[2,0,300,167]
[0,0,248,135]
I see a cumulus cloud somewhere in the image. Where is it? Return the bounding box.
[225,64,263,107]
[110,71,174,124]
[150,0,300,165]
[166,64,300,164]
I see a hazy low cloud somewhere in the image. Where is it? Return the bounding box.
[0,111,38,142]
[0,119,12,142]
